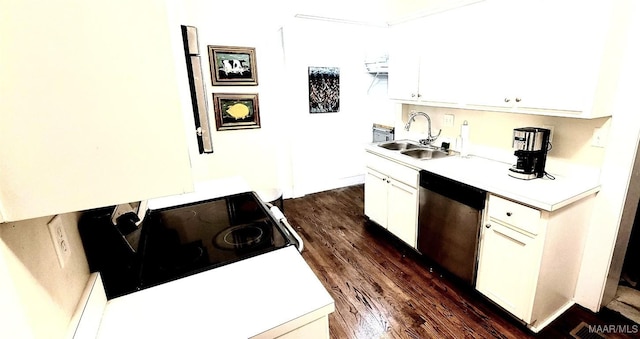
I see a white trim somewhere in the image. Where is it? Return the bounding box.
[527,301,574,333]
[67,273,106,339]
[293,14,388,27]
[300,175,365,196]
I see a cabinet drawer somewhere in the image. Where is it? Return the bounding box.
[488,195,541,235]
[365,153,418,187]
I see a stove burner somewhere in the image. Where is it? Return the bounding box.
[214,223,265,250]
[156,241,207,273]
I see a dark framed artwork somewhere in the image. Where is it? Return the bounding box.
[308,66,340,113]
[208,45,258,85]
[212,93,260,130]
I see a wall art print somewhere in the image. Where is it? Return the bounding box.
[208,45,258,86]
[308,66,340,113]
[212,93,260,131]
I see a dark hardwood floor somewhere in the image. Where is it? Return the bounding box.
[283,185,639,339]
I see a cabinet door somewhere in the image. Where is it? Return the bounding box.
[364,168,389,228]
[388,52,421,101]
[0,0,194,222]
[387,21,422,101]
[418,2,478,106]
[462,0,613,114]
[458,0,515,109]
[513,0,611,113]
[387,179,418,248]
[476,221,537,321]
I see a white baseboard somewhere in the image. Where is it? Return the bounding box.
[290,175,364,198]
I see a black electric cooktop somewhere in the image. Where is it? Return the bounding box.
[79,192,297,299]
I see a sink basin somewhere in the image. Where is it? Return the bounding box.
[400,148,448,160]
[378,141,413,151]
[378,141,424,151]
[378,140,449,160]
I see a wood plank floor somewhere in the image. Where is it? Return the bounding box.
[283,185,639,339]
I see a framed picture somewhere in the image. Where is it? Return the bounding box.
[208,45,258,85]
[212,93,260,130]
[308,66,340,113]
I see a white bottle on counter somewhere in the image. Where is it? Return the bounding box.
[460,120,470,158]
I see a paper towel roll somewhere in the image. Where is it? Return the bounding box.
[460,121,469,157]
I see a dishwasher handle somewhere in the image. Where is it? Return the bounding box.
[419,170,486,210]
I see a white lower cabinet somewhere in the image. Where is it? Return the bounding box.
[364,168,389,228]
[387,178,419,248]
[476,194,594,332]
[475,218,541,322]
[364,153,419,248]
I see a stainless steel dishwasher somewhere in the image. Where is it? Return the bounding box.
[417,170,486,285]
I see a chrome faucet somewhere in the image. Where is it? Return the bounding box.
[404,111,441,145]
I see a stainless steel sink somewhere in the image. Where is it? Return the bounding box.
[378,141,415,151]
[378,140,449,160]
[400,148,448,160]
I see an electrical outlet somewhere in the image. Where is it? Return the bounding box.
[592,127,607,148]
[48,215,71,268]
[443,114,455,127]
[542,124,555,143]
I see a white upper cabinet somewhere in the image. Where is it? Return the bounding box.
[0,0,194,222]
[463,0,617,116]
[388,0,628,118]
[387,21,424,102]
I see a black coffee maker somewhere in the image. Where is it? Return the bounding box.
[508,127,551,180]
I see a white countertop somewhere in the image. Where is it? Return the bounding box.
[366,141,600,211]
[96,246,334,339]
[72,177,334,339]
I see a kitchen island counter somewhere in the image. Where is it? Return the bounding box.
[96,245,334,338]
[70,176,334,339]
[366,142,600,211]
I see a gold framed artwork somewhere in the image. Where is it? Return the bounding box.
[208,45,258,86]
[212,93,260,131]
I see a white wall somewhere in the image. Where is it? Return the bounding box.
[574,0,640,311]
[168,0,292,194]
[0,213,90,339]
[281,18,392,196]
[395,105,609,176]
[172,1,392,197]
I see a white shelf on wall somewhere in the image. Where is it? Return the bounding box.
[365,55,388,95]
[365,61,388,74]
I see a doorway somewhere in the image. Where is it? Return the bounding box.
[608,199,640,324]
[605,135,640,323]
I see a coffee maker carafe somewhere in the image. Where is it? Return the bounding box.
[508,127,550,180]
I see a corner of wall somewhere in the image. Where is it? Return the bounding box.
[0,212,90,339]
